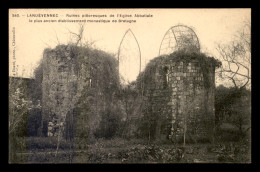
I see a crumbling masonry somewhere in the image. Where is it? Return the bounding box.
[41,45,220,142]
[41,45,119,137]
[139,51,221,142]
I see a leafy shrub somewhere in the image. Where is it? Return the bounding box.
[215,85,251,136]
[94,107,123,139]
[210,142,250,163]
[116,145,186,163]
[211,143,238,162]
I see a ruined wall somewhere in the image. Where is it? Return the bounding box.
[139,51,221,142]
[42,45,79,137]
[41,45,120,138]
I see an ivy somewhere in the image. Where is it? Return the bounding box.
[137,50,221,90]
[136,50,221,140]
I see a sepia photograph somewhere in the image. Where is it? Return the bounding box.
[8,8,251,164]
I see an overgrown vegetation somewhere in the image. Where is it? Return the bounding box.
[137,50,221,91]
[13,137,250,163]
[215,85,251,138]
[9,43,250,164]
[135,51,221,143]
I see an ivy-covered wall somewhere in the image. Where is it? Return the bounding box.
[42,45,79,137]
[41,45,120,138]
[137,51,221,142]
[41,45,220,142]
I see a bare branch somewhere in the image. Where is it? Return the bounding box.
[66,23,85,46]
[216,22,251,89]
[54,29,61,45]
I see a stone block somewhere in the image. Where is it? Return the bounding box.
[167,102,173,105]
[184,91,190,96]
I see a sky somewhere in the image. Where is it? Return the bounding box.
[9,9,251,86]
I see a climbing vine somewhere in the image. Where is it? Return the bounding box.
[136,50,221,142]
[137,50,221,91]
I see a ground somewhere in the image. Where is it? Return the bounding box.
[13,136,250,164]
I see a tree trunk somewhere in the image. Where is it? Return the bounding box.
[155,120,161,140]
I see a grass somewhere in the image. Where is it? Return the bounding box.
[11,130,251,164]
[15,137,72,151]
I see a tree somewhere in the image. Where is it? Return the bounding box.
[67,23,85,46]
[9,76,37,162]
[39,24,121,162]
[215,85,251,136]
[40,25,88,162]
[117,82,141,138]
[216,21,251,89]
[215,21,251,139]
[228,91,250,135]
[9,82,29,135]
[94,105,122,139]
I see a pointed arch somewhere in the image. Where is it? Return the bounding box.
[118,29,141,74]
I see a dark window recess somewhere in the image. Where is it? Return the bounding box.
[163,66,169,89]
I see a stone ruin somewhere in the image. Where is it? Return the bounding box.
[138,51,221,142]
[41,45,79,137]
[40,26,221,142]
[41,45,119,138]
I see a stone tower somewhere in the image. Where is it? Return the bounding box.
[41,45,120,138]
[140,51,221,142]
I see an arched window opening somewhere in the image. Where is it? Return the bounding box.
[163,66,169,89]
[89,78,92,88]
